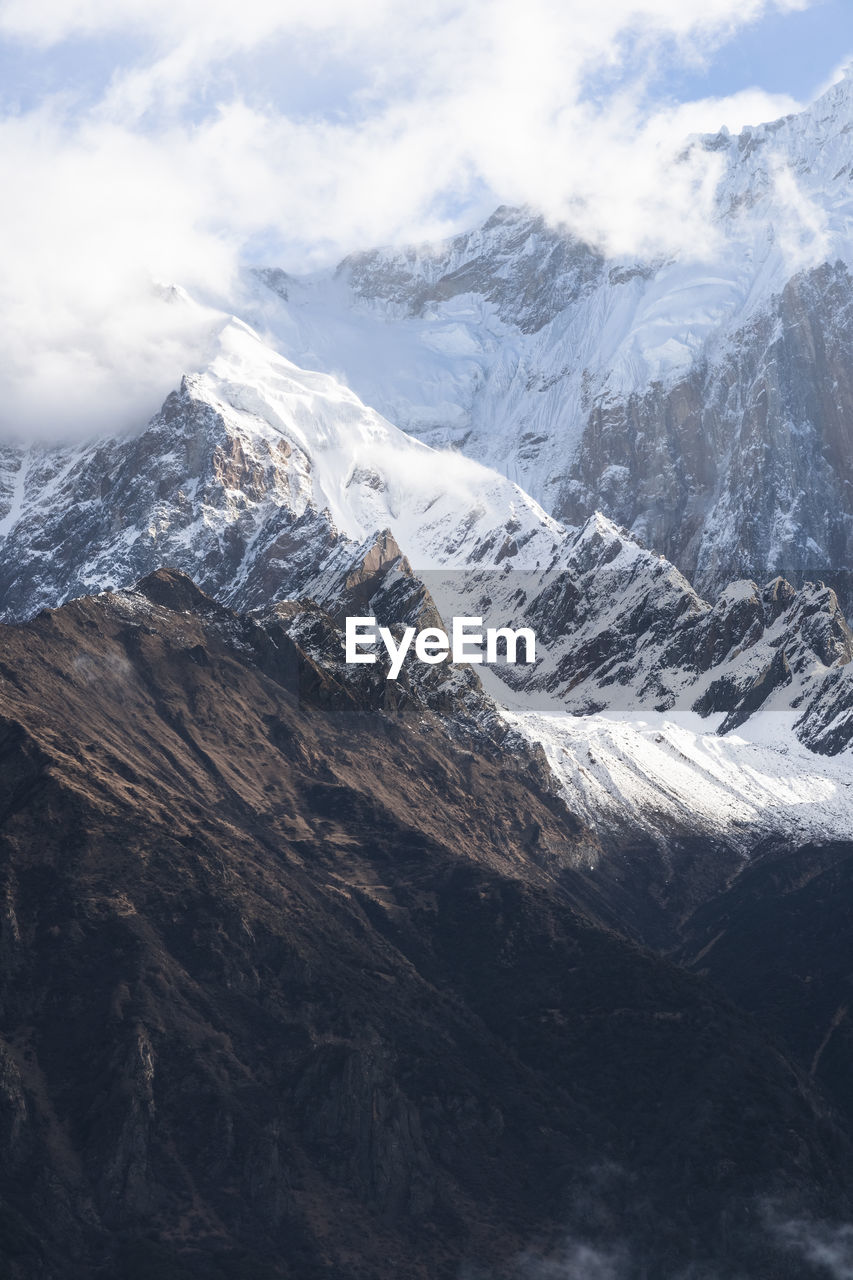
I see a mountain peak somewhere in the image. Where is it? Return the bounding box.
[135,568,225,615]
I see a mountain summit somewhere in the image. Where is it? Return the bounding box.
[248,78,853,609]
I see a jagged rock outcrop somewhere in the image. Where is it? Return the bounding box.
[428,515,853,751]
[0,320,564,623]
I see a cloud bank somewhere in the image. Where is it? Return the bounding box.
[0,0,819,437]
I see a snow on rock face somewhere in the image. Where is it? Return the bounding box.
[795,664,853,756]
[419,514,853,754]
[0,307,851,872]
[500,706,853,850]
[564,260,853,605]
[0,319,566,621]
[0,311,851,780]
[340,205,606,335]
[249,72,853,609]
[195,319,565,575]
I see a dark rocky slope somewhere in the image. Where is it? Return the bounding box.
[680,836,853,1142]
[0,574,851,1278]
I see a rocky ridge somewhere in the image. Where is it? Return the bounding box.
[0,318,563,624]
[0,322,852,774]
[250,69,853,608]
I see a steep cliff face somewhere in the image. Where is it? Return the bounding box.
[250,71,853,608]
[561,260,853,600]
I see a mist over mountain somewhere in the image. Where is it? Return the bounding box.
[249,70,853,610]
[1,47,853,1280]
[0,0,810,446]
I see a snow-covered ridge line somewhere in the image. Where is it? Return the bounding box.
[249,69,853,610]
[0,318,568,622]
[0,309,850,870]
[501,705,853,852]
[0,316,851,750]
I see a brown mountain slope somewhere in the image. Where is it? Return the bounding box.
[0,573,849,1279]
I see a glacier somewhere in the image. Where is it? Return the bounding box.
[244,68,853,607]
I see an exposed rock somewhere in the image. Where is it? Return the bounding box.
[0,580,851,1278]
[794,664,853,755]
[340,205,605,334]
[250,74,853,613]
[561,261,853,607]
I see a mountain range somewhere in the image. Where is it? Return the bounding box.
[247,68,853,609]
[0,303,850,851]
[1,70,853,1279]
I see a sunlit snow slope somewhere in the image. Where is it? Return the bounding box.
[248,70,853,605]
[0,318,566,619]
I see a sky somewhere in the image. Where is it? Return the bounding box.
[671,0,853,100]
[0,0,851,439]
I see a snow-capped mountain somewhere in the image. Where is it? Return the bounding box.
[247,69,853,609]
[0,318,564,621]
[0,306,850,857]
[428,513,853,726]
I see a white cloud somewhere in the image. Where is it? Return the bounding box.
[767,1209,853,1278]
[0,0,821,437]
